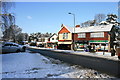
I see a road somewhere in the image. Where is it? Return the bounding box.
[1,50,114,78]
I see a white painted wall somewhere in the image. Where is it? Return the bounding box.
[50,34,58,42]
[45,37,49,43]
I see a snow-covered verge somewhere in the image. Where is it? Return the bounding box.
[28,46,119,61]
[1,51,114,78]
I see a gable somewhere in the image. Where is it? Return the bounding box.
[58,27,70,34]
[49,34,57,39]
[50,34,57,39]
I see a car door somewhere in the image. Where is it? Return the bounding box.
[2,44,11,53]
[10,44,19,52]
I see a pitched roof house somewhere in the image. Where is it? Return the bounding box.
[74,24,114,51]
[58,24,115,52]
[58,24,73,50]
[47,33,58,48]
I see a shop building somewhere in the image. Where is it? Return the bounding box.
[74,24,114,52]
[58,24,115,52]
[58,24,73,50]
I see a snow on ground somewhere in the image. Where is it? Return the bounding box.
[28,46,119,61]
[1,50,114,78]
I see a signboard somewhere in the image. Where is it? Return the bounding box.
[89,40,108,43]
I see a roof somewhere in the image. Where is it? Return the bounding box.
[61,24,74,33]
[49,33,58,39]
[75,24,114,33]
[67,26,74,33]
[59,24,114,33]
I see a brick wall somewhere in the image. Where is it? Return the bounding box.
[73,32,109,41]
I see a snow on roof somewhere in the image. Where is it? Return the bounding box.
[66,26,74,33]
[49,33,58,39]
[61,24,113,33]
[61,24,74,33]
[75,24,113,33]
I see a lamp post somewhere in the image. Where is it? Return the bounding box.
[68,12,75,51]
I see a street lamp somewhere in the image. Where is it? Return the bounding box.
[68,12,75,51]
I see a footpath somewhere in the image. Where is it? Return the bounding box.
[28,46,119,61]
[28,46,120,78]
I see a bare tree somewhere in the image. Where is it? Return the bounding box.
[94,13,106,25]
[3,25,22,42]
[16,33,29,43]
[0,0,15,41]
[1,0,15,14]
[81,20,96,27]
[1,14,15,31]
[28,32,52,42]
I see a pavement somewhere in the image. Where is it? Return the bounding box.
[28,46,119,61]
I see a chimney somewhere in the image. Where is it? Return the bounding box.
[61,24,64,27]
[75,25,80,28]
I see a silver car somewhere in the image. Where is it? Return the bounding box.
[2,42,26,53]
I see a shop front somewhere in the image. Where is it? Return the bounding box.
[47,42,58,49]
[75,40,89,51]
[58,42,72,50]
[89,40,109,52]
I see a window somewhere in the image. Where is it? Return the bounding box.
[12,44,19,47]
[4,44,11,46]
[63,33,68,39]
[78,33,86,38]
[90,32,104,38]
[52,38,54,40]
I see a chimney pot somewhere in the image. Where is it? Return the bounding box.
[75,25,80,28]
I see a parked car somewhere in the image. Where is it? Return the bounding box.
[2,42,26,53]
[30,42,37,46]
[37,44,44,47]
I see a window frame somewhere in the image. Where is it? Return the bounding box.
[78,33,86,38]
[90,32,104,38]
[63,33,68,39]
[52,38,54,40]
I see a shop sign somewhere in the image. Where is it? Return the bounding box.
[89,40,108,43]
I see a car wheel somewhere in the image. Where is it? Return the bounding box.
[22,47,26,52]
[118,56,120,60]
[16,49,20,53]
